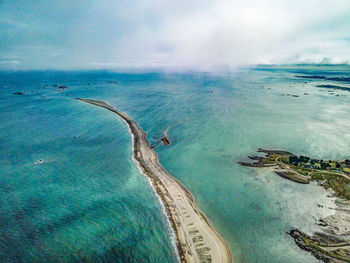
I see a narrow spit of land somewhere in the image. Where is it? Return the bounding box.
[76,98,232,263]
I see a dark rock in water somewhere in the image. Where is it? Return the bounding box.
[317,219,327,226]
[58,85,69,89]
[327,76,350,82]
[295,75,326,79]
[289,229,350,263]
[304,93,309,95]
[316,84,350,91]
[296,75,350,83]
[13,92,23,95]
[52,84,58,87]
[289,230,332,263]
[238,151,279,168]
[161,137,170,146]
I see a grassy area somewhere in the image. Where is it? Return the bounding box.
[301,235,350,262]
[312,173,350,200]
[260,150,350,200]
[240,149,350,200]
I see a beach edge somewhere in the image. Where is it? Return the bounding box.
[76,98,233,263]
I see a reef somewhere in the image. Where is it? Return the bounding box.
[317,85,350,92]
[295,75,350,83]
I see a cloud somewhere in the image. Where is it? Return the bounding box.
[1,0,350,71]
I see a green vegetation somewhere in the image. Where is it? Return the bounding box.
[252,150,350,263]
[241,149,350,200]
[316,173,350,200]
[288,158,350,200]
[299,233,350,262]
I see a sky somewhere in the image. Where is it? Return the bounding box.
[1,0,350,71]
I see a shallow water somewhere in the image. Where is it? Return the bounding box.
[1,66,350,262]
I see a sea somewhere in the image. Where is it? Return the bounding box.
[1,65,350,262]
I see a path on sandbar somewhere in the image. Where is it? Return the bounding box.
[77,98,233,263]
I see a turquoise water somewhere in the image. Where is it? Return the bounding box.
[1,66,350,262]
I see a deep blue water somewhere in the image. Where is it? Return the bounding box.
[1,66,350,262]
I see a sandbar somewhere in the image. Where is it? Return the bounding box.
[76,98,233,263]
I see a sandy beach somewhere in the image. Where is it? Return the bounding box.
[77,98,233,263]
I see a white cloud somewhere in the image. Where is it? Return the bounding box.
[1,0,350,70]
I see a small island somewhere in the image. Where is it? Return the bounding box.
[239,148,350,199]
[239,149,350,263]
[161,136,170,146]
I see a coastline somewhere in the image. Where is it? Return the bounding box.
[239,149,350,263]
[76,98,233,263]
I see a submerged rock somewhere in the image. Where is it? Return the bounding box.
[327,76,350,82]
[161,136,170,146]
[295,75,326,79]
[316,85,350,91]
[295,75,350,83]
[289,229,350,263]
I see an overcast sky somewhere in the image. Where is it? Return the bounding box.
[1,0,350,71]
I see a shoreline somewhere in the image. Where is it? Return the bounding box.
[76,98,233,263]
[239,149,350,263]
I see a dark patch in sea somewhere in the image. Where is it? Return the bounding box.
[316,84,350,91]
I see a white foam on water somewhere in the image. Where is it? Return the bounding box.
[120,115,181,263]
